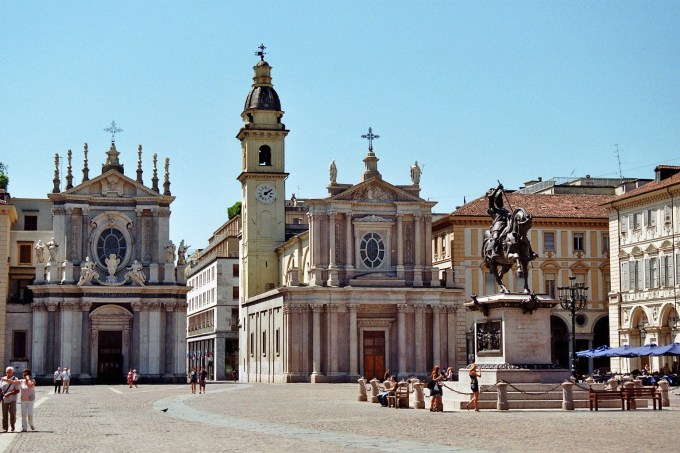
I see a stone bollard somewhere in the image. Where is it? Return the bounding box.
[357,378,367,402]
[412,380,425,409]
[369,378,380,403]
[658,379,670,407]
[607,377,619,391]
[496,381,509,411]
[585,377,595,385]
[561,381,574,410]
[623,381,636,410]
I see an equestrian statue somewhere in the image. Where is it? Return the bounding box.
[482,182,538,294]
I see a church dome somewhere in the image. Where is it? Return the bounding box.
[244,86,281,111]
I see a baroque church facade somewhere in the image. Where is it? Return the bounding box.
[7,140,188,383]
[237,56,467,383]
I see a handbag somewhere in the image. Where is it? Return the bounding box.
[426,380,436,390]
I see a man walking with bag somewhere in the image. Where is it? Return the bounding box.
[1,367,20,432]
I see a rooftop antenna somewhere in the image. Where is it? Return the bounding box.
[614,144,623,178]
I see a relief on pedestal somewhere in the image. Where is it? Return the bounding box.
[476,320,502,354]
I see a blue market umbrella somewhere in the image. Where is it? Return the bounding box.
[649,343,680,356]
[627,344,658,356]
[598,344,638,358]
[576,345,609,358]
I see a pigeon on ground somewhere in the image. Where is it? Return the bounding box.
[161,408,168,412]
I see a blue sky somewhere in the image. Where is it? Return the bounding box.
[1,1,679,251]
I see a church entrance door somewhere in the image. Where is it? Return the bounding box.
[98,330,123,384]
[363,331,385,380]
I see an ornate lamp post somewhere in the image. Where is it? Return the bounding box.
[558,276,588,379]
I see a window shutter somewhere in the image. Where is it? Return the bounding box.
[642,212,648,228]
[622,262,629,291]
[660,257,666,286]
[644,259,650,288]
[621,215,628,232]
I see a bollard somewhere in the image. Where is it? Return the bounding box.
[412,380,426,409]
[623,381,636,410]
[369,378,380,403]
[357,378,367,402]
[658,379,670,407]
[607,377,619,391]
[585,377,595,385]
[561,381,574,410]
[496,382,509,411]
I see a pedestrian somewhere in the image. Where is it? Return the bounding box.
[53,367,62,394]
[199,367,208,394]
[466,363,482,411]
[62,367,71,394]
[429,365,444,412]
[127,368,133,388]
[132,369,139,388]
[19,369,36,432]
[1,367,20,432]
[189,367,197,394]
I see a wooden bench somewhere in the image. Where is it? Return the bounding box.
[589,388,625,411]
[623,387,662,410]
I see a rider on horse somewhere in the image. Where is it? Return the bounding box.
[487,183,511,259]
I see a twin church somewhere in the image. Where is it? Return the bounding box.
[237,55,466,382]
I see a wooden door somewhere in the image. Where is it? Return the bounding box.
[363,331,385,380]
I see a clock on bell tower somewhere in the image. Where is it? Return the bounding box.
[236,46,289,301]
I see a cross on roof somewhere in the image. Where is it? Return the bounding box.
[104,121,123,144]
[255,43,267,61]
[361,127,380,151]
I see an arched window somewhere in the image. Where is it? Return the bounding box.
[259,145,272,166]
[96,228,127,269]
[360,232,385,268]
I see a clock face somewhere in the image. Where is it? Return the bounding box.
[255,183,277,204]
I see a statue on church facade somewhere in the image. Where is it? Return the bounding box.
[410,161,421,185]
[482,182,538,294]
[125,260,146,286]
[177,240,190,265]
[46,238,59,263]
[35,239,46,264]
[329,160,337,184]
[165,240,176,264]
[77,256,99,286]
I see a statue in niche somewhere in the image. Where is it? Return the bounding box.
[177,240,190,265]
[34,239,46,264]
[105,253,120,277]
[125,260,146,286]
[165,240,176,264]
[77,256,99,286]
[410,160,421,185]
[482,182,538,294]
[46,238,59,263]
[329,160,337,184]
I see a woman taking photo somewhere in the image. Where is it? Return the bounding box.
[466,363,481,411]
[20,369,36,431]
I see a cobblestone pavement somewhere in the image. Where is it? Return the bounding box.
[1,382,679,452]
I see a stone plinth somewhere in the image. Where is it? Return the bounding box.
[464,293,570,384]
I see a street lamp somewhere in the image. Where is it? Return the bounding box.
[558,276,588,379]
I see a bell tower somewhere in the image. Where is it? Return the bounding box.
[237,45,289,301]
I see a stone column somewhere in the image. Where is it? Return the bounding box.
[175,302,187,376]
[60,300,75,368]
[447,305,457,369]
[46,301,59,374]
[348,304,359,378]
[328,212,339,286]
[413,215,423,287]
[345,213,354,276]
[311,304,323,382]
[139,304,149,374]
[31,302,47,376]
[425,215,439,286]
[397,304,408,376]
[122,324,131,375]
[432,305,442,367]
[309,213,323,286]
[414,304,426,373]
[89,328,98,379]
[396,214,404,279]
[131,301,142,373]
[163,302,176,377]
[148,303,163,376]
[80,302,92,378]
[328,304,339,376]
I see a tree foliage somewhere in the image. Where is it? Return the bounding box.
[227,201,242,219]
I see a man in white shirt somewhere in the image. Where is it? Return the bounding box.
[1,367,20,432]
[53,367,62,394]
[62,368,71,394]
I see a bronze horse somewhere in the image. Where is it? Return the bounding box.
[482,207,538,294]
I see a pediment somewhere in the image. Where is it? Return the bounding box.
[331,178,422,203]
[56,170,165,200]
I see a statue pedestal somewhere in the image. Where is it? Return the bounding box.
[176,264,186,285]
[61,261,74,284]
[46,262,59,284]
[34,264,45,284]
[163,263,176,284]
[148,263,160,284]
[463,293,569,384]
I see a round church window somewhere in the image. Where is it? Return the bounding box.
[96,227,127,269]
[360,232,385,268]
